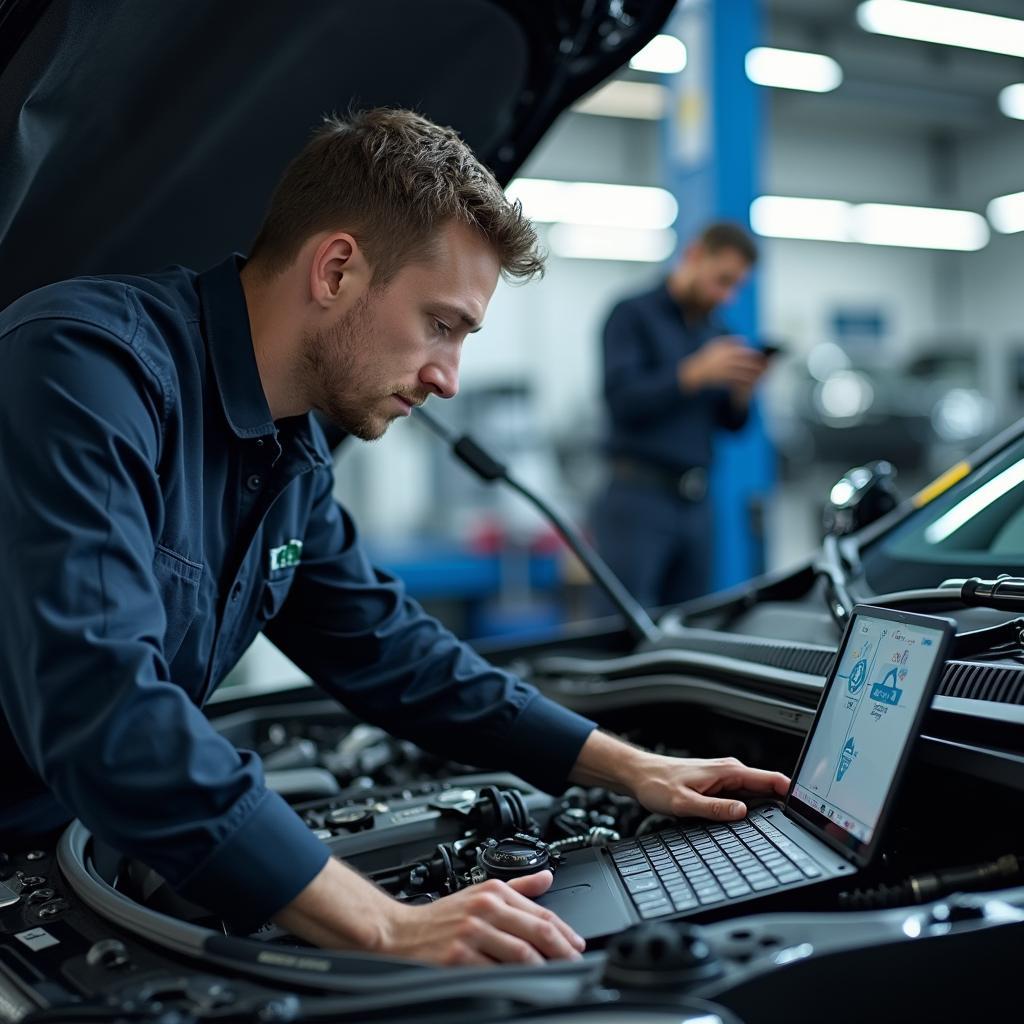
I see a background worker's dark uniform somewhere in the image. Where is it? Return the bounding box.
[0,256,596,929]
[592,284,748,609]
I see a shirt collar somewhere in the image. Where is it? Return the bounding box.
[659,281,721,331]
[197,254,277,439]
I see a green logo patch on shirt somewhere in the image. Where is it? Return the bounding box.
[268,539,303,573]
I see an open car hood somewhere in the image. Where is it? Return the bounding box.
[0,0,674,309]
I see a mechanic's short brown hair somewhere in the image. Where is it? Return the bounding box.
[698,221,758,265]
[248,108,544,285]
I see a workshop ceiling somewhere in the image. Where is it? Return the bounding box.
[765,0,1024,136]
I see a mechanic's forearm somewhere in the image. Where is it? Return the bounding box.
[272,855,395,951]
[568,729,649,794]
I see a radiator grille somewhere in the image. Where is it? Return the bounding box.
[939,661,1024,705]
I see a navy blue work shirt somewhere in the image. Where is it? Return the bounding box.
[602,284,748,473]
[0,255,596,925]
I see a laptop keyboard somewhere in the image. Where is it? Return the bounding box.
[608,816,824,920]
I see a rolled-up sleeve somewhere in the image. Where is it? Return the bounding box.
[0,315,327,924]
[264,468,597,796]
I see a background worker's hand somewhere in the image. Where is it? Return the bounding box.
[379,870,585,965]
[678,335,767,395]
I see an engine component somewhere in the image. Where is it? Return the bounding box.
[475,834,558,882]
[325,807,374,832]
[295,774,555,875]
[839,853,1021,909]
[603,921,722,990]
[548,827,620,854]
[465,784,533,836]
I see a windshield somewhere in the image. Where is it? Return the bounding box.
[862,433,1024,594]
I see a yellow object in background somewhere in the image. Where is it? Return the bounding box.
[912,462,971,508]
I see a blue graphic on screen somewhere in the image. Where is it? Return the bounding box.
[836,738,856,781]
[847,655,868,695]
[792,614,944,844]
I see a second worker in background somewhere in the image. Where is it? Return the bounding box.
[593,222,768,609]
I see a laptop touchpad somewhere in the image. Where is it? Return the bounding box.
[536,855,634,940]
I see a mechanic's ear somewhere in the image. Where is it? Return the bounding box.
[309,233,370,309]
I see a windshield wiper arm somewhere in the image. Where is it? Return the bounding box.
[818,533,857,628]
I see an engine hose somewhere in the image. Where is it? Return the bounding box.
[548,827,620,854]
[839,853,1021,910]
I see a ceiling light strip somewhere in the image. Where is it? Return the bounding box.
[745,47,843,93]
[987,191,1024,235]
[751,195,989,251]
[998,83,1024,120]
[547,225,677,263]
[628,34,687,74]
[857,1,1024,59]
[507,179,678,231]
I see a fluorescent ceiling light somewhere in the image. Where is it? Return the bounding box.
[507,178,677,230]
[924,457,1024,543]
[852,203,989,250]
[629,34,687,74]
[750,196,852,242]
[857,1,1024,59]
[751,195,989,251]
[745,47,843,92]
[572,80,668,120]
[987,190,1024,234]
[548,225,677,263]
[998,83,1024,120]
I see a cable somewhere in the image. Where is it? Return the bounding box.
[839,853,1021,910]
[58,823,597,999]
[413,404,661,645]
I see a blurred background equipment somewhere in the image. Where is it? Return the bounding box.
[228,0,1024,691]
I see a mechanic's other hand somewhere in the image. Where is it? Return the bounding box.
[379,870,585,966]
[629,754,790,822]
[678,336,766,393]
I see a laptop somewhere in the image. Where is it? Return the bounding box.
[537,604,955,940]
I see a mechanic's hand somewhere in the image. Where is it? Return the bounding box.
[629,753,790,822]
[678,336,766,394]
[379,870,585,966]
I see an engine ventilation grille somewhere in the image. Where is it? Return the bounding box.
[679,637,1024,706]
[939,661,1024,706]
[674,635,837,678]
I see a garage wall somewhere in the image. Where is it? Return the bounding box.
[959,128,1024,347]
[760,117,969,353]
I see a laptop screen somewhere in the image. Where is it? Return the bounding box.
[787,607,951,862]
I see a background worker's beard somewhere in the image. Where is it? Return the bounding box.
[301,294,393,441]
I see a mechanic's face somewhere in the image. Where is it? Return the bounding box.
[687,246,751,312]
[304,221,499,440]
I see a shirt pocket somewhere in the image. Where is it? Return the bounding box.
[259,570,296,623]
[152,544,203,662]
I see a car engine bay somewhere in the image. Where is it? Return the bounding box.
[3,666,1020,1024]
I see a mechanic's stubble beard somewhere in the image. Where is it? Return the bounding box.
[683,278,718,317]
[301,292,413,441]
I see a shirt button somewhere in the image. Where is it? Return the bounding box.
[246,474,262,491]
[256,439,264,447]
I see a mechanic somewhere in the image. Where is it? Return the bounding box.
[0,109,789,966]
[591,222,767,608]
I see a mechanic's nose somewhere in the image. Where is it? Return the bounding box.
[420,357,459,400]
